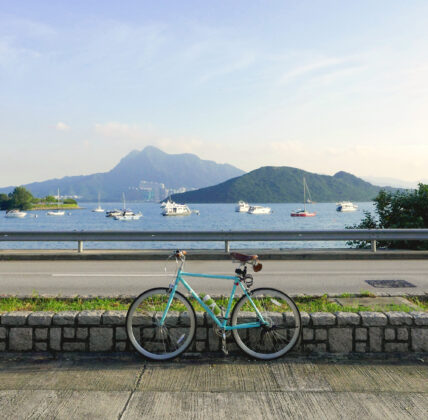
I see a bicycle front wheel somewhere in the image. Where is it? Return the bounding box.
[126,288,196,360]
[231,288,301,360]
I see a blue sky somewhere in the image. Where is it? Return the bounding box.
[1,1,428,186]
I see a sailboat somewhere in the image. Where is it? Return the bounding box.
[113,193,142,220]
[92,193,105,213]
[290,177,316,217]
[47,189,65,216]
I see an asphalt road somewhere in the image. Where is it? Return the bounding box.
[0,259,427,296]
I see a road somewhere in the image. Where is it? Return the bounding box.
[0,259,427,296]
[0,354,427,419]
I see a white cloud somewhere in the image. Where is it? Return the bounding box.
[55,122,70,131]
[278,55,364,85]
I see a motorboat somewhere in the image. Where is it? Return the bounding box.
[5,209,27,218]
[235,201,250,213]
[47,188,65,216]
[336,201,358,212]
[290,209,316,217]
[114,211,143,221]
[47,210,65,216]
[161,199,176,208]
[291,177,316,217]
[248,205,272,214]
[162,202,192,216]
[106,209,122,217]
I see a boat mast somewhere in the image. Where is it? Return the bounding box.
[303,177,306,212]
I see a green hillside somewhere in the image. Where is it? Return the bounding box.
[171,166,396,203]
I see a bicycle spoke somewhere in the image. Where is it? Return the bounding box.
[127,288,196,360]
[231,288,301,360]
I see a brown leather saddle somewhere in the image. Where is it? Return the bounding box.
[230,252,263,272]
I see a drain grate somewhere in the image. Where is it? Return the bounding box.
[365,280,416,288]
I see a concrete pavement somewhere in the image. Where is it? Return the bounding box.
[0,353,427,419]
[0,259,428,296]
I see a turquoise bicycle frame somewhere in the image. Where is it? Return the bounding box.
[160,267,266,330]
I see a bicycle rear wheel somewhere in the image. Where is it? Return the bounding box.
[126,288,196,360]
[231,288,301,360]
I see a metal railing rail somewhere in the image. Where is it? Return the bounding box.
[1,229,428,253]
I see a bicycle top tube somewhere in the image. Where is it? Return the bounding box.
[180,271,237,281]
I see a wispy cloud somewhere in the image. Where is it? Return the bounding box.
[278,55,363,85]
[55,122,70,131]
[94,122,156,141]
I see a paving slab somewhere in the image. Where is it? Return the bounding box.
[0,354,427,419]
[317,362,428,393]
[0,390,130,420]
[122,391,428,420]
[0,358,142,391]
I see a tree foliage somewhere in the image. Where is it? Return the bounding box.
[348,184,428,249]
[9,187,35,210]
[44,195,57,203]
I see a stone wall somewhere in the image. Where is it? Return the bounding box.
[1,311,427,354]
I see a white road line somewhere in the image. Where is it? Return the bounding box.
[52,273,172,277]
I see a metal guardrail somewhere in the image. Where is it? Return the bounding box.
[1,229,428,253]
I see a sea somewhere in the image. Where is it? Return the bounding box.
[0,202,375,250]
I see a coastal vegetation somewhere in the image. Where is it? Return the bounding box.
[348,184,428,249]
[0,186,79,211]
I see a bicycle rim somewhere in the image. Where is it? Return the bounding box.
[126,288,196,360]
[231,288,301,360]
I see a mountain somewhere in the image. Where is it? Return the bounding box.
[361,176,422,189]
[170,167,398,203]
[0,146,245,201]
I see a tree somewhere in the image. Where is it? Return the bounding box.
[44,195,57,203]
[63,198,77,205]
[9,187,35,210]
[348,184,428,249]
[0,193,11,210]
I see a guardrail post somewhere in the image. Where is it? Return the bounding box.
[371,240,377,253]
[225,240,230,253]
[78,241,83,253]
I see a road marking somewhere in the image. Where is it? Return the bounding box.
[52,273,172,277]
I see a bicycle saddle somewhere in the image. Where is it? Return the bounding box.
[230,252,263,272]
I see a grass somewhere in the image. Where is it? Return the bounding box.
[0,294,426,313]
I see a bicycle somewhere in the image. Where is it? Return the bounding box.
[126,250,302,360]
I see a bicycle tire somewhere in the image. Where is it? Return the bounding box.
[231,287,301,360]
[126,287,196,360]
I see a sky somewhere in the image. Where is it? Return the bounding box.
[1,0,428,187]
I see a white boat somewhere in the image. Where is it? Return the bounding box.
[92,193,104,213]
[111,193,142,220]
[5,209,27,218]
[235,201,250,212]
[161,199,175,208]
[114,212,143,221]
[162,202,192,216]
[248,205,272,214]
[106,209,122,217]
[47,189,65,216]
[336,201,358,212]
[291,177,316,217]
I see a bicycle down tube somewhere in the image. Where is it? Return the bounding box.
[160,268,267,330]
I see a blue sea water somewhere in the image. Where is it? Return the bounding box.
[0,202,375,250]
